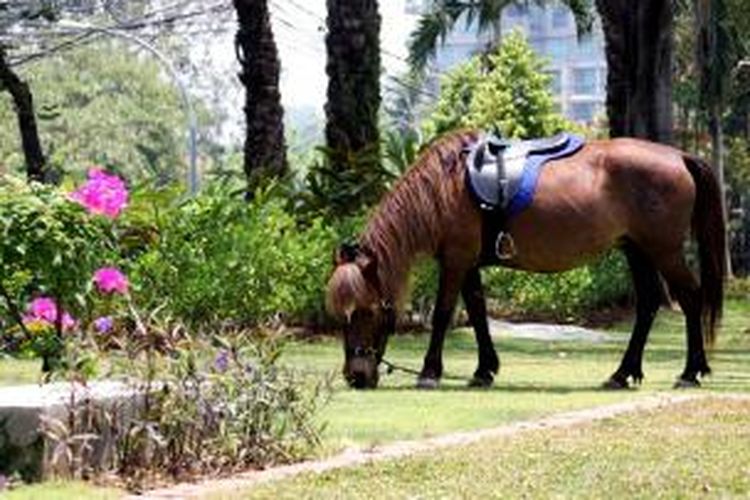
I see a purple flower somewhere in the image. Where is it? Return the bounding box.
[93,267,129,295]
[93,316,114,334]
[70,167,129,219]
[214,350,230,373]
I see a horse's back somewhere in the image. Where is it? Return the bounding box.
[505,138,695,272]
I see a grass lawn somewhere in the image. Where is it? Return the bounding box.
[243,397,750,499]
[284,299,750,452]
[1,481,123,500]
[0,357,40,387]
[1,299,749,498]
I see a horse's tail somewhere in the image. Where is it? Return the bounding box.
[683,155,726,345]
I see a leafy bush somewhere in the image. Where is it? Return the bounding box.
[33,315,328,489]
[483,251,631,320]
[112,320,328,487]
[0,177,118,363]
[131,185,340,326]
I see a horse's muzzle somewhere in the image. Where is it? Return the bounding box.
[345,355,379,389]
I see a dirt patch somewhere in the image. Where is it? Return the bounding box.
[132,393,750,499]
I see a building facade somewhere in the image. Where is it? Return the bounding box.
[408,1,607,125]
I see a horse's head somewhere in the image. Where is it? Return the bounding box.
[326,243,394,389]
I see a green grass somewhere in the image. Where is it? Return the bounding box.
[0,357,40,387]
[243,397,750,499]
[1,480,122,499]
[1,299,749,498]
[282,299,750,451]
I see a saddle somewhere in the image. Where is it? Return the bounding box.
[465,132,585,262]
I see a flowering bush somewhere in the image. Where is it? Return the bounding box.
[93,267,129,295]
[70,168,129,219]
[22,297,77,332]
[0,171,126,367]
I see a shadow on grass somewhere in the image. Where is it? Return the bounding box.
[372,382,622,395]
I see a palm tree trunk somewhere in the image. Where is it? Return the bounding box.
[0,47,47,183]
[596,0,673,142]
[233,0,287,193]
[324,0,382,168]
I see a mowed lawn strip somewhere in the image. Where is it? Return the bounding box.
[283,299,750,450]
[238,397,750,500]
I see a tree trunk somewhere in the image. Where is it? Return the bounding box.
[233,0,287,193]
[324,0,382,168]
[709,103,734,277]
[596,0,674,142]
[0,47,47,182]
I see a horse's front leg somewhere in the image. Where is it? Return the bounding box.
[461,267,499,387]
[418,264,466,389]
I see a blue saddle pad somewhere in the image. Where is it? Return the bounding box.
[506,134,585,217]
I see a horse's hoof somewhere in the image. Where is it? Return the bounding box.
[602,377,629,390]
[416,376,440,390]
[674,377,701,389]
[468,375,494,388]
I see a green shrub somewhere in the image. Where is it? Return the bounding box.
[0,177,116,339]
[131,185,341,326]
[483,251,631,320]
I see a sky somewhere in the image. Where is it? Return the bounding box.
[195,1,420,143]
[270,0,418,110]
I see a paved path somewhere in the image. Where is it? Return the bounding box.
[488,319,621,343]
[133,393,750,499]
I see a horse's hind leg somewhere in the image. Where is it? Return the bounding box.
[461,267,500,387]
[605,242,662,389]
[658,256,710,387]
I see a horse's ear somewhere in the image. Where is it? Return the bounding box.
[334,242,360,266]
[356,247,380,291]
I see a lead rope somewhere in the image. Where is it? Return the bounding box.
[380,357,468,382]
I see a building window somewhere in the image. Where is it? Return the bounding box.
[570,102,596,123]
[546,70,562,95]
[552,7,569,29]
[572,68,597,95]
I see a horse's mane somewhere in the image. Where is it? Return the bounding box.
[358,129,478,306]
[327,130,478,317]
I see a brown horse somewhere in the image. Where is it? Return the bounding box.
[327,130,726,390]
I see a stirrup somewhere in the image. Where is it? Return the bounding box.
[495,231,516,260]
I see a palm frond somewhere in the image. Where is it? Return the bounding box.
[407,1,469,71]
[560,0,594,34]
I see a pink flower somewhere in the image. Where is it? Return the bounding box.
[22,297,77,331]
[70,167,129,219]
[93,267,129,294]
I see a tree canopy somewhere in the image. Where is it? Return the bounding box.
[423,30,569,139]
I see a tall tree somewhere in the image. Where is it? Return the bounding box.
[595,0,674,142]
[0,45,46,182]
[324,0,382,173]
[694,0,740,275]
[233,0,287,193]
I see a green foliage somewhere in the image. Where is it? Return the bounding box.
[483,252,630,319]
[423,30,571,139]
[131,185,340,326]
[0,43,191,182]
[31,317,328,490]
[0,176,115,329]
[302,144,394,218]
[111,323,327,488]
